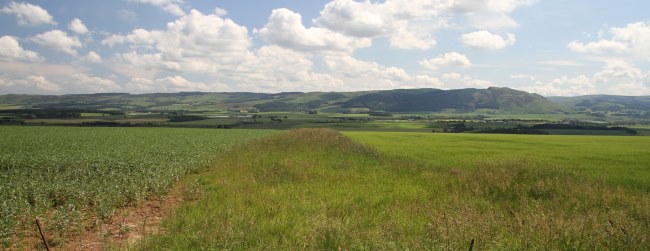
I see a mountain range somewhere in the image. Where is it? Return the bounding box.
[1,87,649,114]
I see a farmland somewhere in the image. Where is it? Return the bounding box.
[135,129,649,250]
[0,126,276,248]
[345,132,650,191]
[1,125,649,249]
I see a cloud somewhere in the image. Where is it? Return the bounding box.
[450,0,538,13]
[320,53,411,90]
[125,76,230,93]
[30,30,82,56]
[69,18,89,34]
[593,60,648,89]
[103,9,253,79]
[1,2,56,26]
[524,60,649,96]
[80,51,102,63]
[2,75,62,93]
[389,22,438,49]
[314,0,391,38]
[462,31,515,49]
[448,0,537,29]
[68,74,120,93]
[0,36,43,62]
[102,28,160,47]
[524,75,595,97]
[156,76,210,91]
[110,52,180,79]
[0,61,88,77]
[214,7,227,17]
[0,73,124,94]
[325,53,410,81]
[442,72,493,88]
[540,60,584,67]
[232,45,344,92]
[510,74,535,81]
[314,0,441,50]
[419,52,471,71]
[128,0,185,16]
[258,8,371,52]
[568,22,650,59]
[118,9,138,23]
[313,0,535,49]
[567,40,627,54]
[415,75,445,88]
[104,9,251,58]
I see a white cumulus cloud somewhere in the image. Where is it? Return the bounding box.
[103,9,253,79]
[314,0,442,50]
[258,8,371,52]
[314,0,391,38]
[419,52,471,71]
[568,22,650,60]
[80,51,102,63]
[68,18,89,34]
[0,36,43,62]
[462,31,515,49]
[128,0,185,16]
[68,74,120,93]
[415,75,445,88]
[524,60,649,96]
[450,0,537,30]
[13,76,62,92]
[1,2,56,26]
[312,0,535,50]
[30,30,82,56]
[442,72,494,88]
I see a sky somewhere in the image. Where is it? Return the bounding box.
[0,0,649,96]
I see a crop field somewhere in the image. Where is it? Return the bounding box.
[345,132,650,191]
[0,126,276,248]
[136,129,649,250]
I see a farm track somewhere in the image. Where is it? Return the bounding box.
[60,182,183,250]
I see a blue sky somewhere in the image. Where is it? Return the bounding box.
[0,0,648,96]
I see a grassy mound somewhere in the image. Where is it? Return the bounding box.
[138,129,649,250]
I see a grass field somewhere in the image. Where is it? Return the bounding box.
[345,132,650,191]
[0,126,276,248]
[136,129,649,250]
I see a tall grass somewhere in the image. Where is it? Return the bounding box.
[138,129,649,250]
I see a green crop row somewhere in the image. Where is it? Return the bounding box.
[0,126,275,247]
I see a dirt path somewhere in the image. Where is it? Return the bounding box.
[57,192,183,251]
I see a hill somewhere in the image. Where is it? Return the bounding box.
[548,95,650,112]
[0,87,565,114]
[341,87,564,113]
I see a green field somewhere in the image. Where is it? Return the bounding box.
[345,132,650,191]
[1,126,648,249]
[135,129,649,250]
[0,126,276,248]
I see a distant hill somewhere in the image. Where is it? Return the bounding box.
[0,87,566,113]
[340,87,565,113]
[548,95,650,112]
